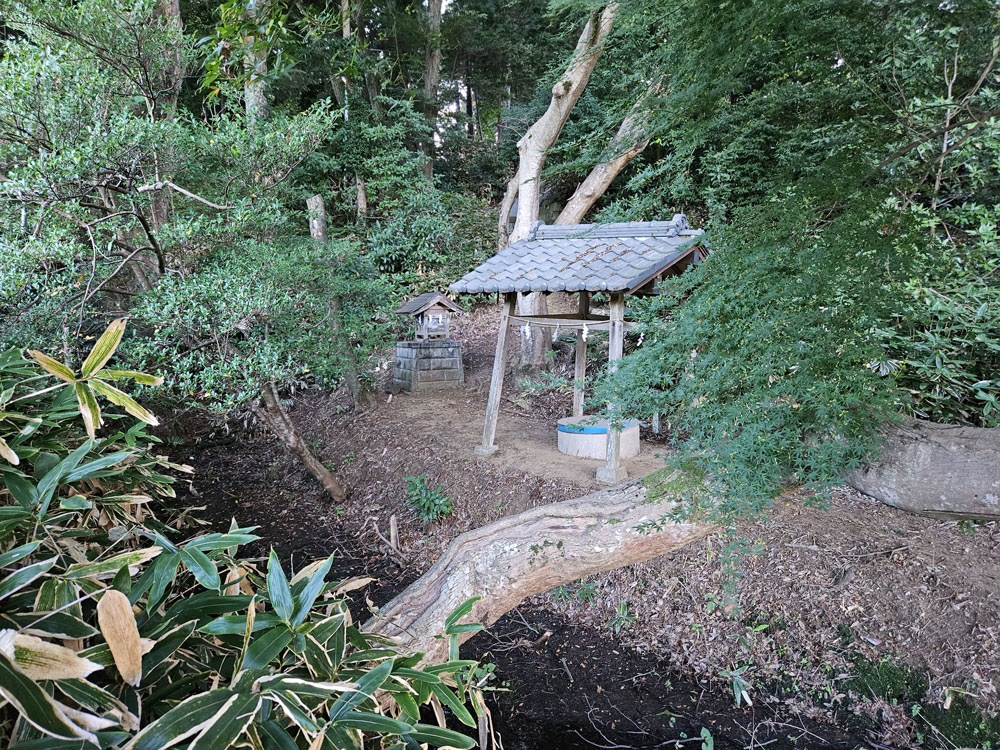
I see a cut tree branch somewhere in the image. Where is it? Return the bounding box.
[136,180,233,210]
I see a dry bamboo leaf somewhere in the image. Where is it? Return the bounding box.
[0,630,102,681]
[332,577,375,596]
[430,694,446,728]
[307,728,328,750]
[61,705,117,733]
[290,559,327,585]
[97,590,143,687]
[224,564,256,597]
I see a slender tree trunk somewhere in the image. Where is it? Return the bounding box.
[306,194,371,409]
[498,4,617,249]
[547,84,658,313]
[556,85,658,224]
[149,0,184,232]
[465,61,475,138]
[422,0,444,177]
[255,385,349,502]
[244,0,271,123]
[334,0,370,221]
[368,471,711,662]
[494,4,617,370]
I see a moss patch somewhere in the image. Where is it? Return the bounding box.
[641,462,708,505]
[846,652,1000,749]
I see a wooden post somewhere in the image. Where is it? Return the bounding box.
[476,293,517,455]
[597,292,627,484]
[573,291,590,417]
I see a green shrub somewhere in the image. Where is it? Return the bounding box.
[0,323,479,748]
[404,475,453,523]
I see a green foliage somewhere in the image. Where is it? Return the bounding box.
[877,267,1000,428]
[0,326,479,748]
[404,475,453,523]
[128,239,394,410]
[591,0,1000,511]
[719,664,754,708]
[605,601,636,634]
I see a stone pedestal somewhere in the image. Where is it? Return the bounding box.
[393,340,464,393]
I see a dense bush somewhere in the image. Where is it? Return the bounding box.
[127,238,394,411]
[0,323,480,748]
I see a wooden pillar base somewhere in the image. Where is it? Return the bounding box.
[474,444,499,456]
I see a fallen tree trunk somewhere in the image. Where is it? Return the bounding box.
[845,417,1000,520]
[367,472,710,662]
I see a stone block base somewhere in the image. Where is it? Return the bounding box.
[393,339,464,393]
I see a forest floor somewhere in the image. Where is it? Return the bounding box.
[165,304,1000,750]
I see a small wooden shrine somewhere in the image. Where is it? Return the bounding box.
[394,292,463,340]
[392,292,465,393]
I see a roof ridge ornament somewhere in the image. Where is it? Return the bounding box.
[528,220,545,241]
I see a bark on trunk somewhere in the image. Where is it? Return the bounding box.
[494,4,617,370]
[422,0,444,177]
[255,385,349,502]
[555,85,657,225]
[150,0,184,232]
[306,195,371,410]
[367,472,710,662]
[244,0,271,124]
[498,3,617,250]
[546,86,657,313]
[845,417,1000,520]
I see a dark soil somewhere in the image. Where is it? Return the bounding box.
[166,435,891,750]
[475,607,875,750]
[161,304,1000,750]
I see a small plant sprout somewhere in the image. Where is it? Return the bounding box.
[606,601,637,634]
[552,585,573,603]
[404,474,453,522]
[576,579,597,604]
[720,664,754,707]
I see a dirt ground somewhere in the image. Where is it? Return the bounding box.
[166,304,1000,750]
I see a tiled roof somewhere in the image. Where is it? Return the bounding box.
[394,292,463,316]
[450,214,704,294]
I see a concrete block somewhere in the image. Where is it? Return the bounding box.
[556,417,640,460]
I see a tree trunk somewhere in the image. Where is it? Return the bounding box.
[244,0,271,124]
[465,61,475,138]
[547,85,658,313]
[255,385,349,502]
[555,85,658,225]
[367,471,710,662]
[306,195,371,410]
[422,0,444,177]
[149,0,184,233]
[845,417,1000,520]
[498,3,617,250]
[494,4,617,370]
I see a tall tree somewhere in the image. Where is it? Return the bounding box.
[244,0,271,122]
[555,83,658,224]
[496,3,617,369]
[422,0,444,176]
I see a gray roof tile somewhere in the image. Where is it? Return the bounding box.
[451,215,704,295]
